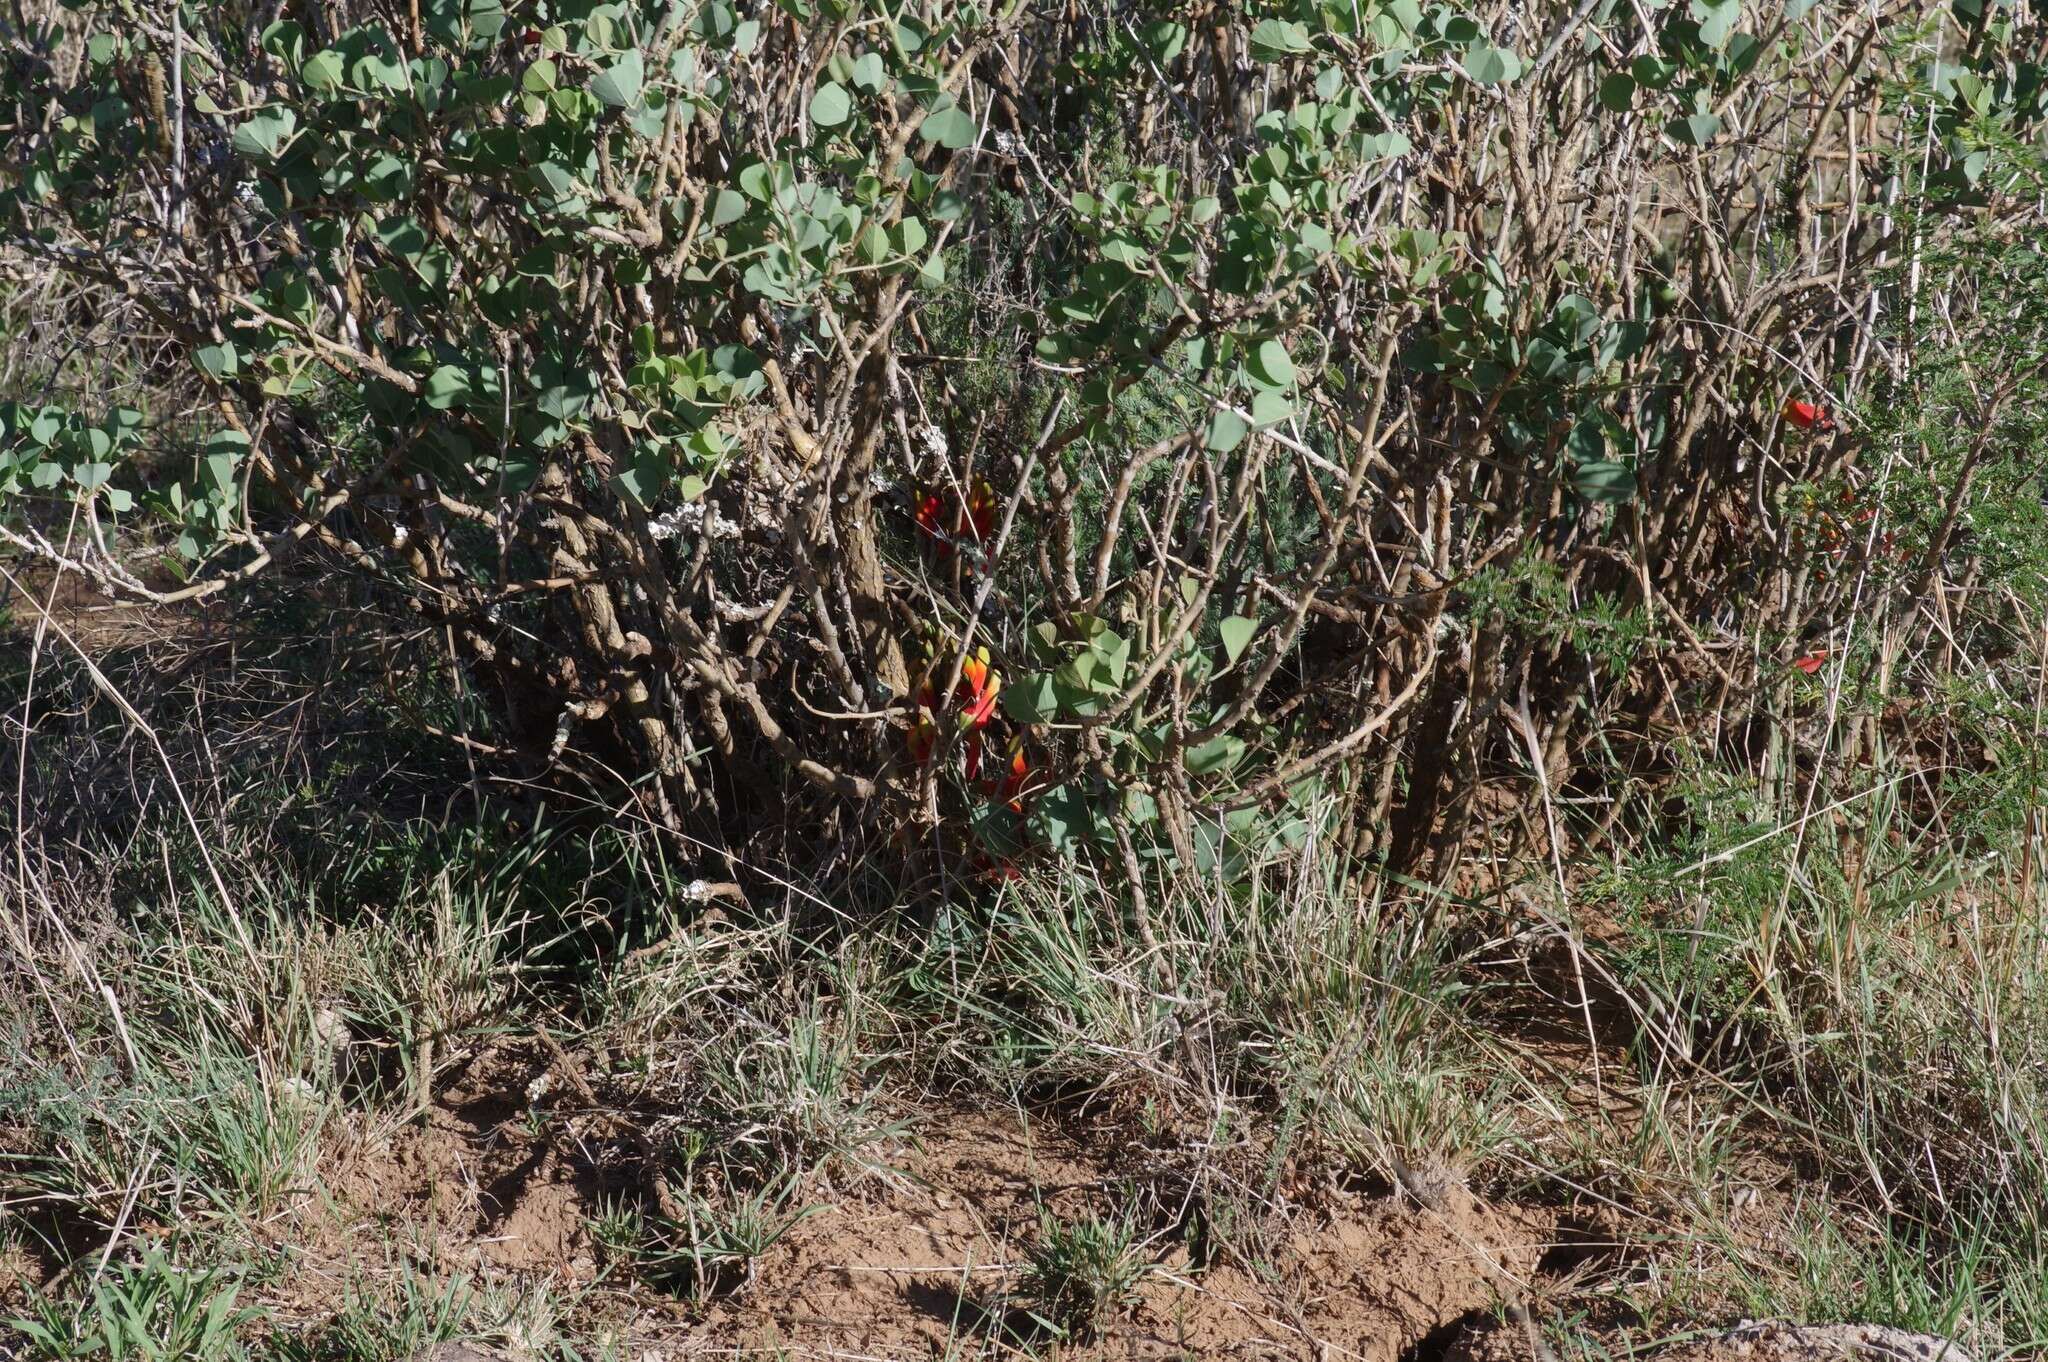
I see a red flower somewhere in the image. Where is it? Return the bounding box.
[905,651,1001,768]
[912,479,1000,562]
[1784,399,1834,432]
[959,651,1000,729]
[914,492,949,552]
[995,739,1033,813]
[1791,650,1829,674]
[960,478,997,545]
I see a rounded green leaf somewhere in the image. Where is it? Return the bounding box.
[301,48,344,93]
[423,365,471,410]
[1669,111,1723,146]
[1598,71,1635,112]
[1463,44,1522,85]
[1631,55,1677,89]
[919,106,977,150]
[196,343,240,380]
[590,49,644,107]
[1572,460,1637,503]
[849,52,887,94]
[1206,408,1250,453]
[1219,615,1257,664]
[1249,19,1314,61]
[1250,388,1293,428]
[1248,339,1296,390]
[1565,416,1607,465]
[231,105,297,160]
[809,80,852,127]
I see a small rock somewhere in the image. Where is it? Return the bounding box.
[1666,1322,1977,1362]
[415,1345,511,1362]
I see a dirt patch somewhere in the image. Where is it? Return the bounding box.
[689,1118,1554,1360]
[265,1051,1563,1358]
[1,561,199,656]
[283,1048,614,1285]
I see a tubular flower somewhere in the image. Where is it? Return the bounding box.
[904,650,1001,766]
[995,738,1034,813]
[959,650,1000,729]
[960,478,997,545]
[1784,399,1834,432]
[913,478,1000,562]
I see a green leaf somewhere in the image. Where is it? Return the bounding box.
[1598,71,1635,112]
[346,31,409,92]
[591,48,644,107]
[1219,615,1256,664]
[1572,460,1637,503]
[1137,20,1188,63]
[1090,629,1131,689]
[849,52,886,94]
[423,365,471,410]
[1184,735,1246,776]
[231,105,296,160]
[809,80,852,127]
[918,105,977,149]
[1463,44,1521,85]
[1248,19,1314,61]
[1566,416,1606,463]
[1250,388,1293,428]
[1031,784,1101,854]
[611,443,670,507]
[1247,339,1296,390]
[1631,54,1678,89]
[260,19,307,64]
[196,343,240,380]
[1690,0,1740,48]
[1054,651,1098,693]
[301,49,345,92]
[710,187,748,227]
[1004,671,1060,724]
[1669,111,1723,146]
[202,431,247,499]
[1205,408,1249,453]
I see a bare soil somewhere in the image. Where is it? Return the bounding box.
[277,1048,1567,1359]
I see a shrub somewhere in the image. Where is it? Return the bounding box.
[3,1,2044,889]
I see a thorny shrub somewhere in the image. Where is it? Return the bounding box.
[3,0,2046,892]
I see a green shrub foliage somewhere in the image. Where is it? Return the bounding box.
[3,1,2044,882]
